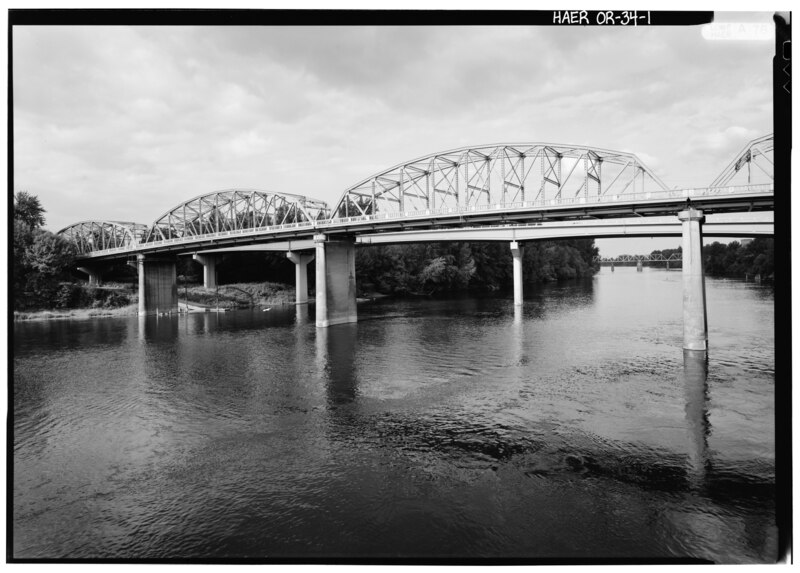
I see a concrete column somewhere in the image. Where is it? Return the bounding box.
[77,266,103,286]
[286,251,315,304]
[636,260,643,272]
[137,254,178,316]
[193,253,218,289]
[314,234,357,328]
[678,208,708,353]
[510,241,524,306]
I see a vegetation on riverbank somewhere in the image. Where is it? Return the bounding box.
[13,192,78,311]
[641,238,774,281]
[178,282,295,309]
[14,304,140,322]
[355,240,599,296]
[703,238,774,280]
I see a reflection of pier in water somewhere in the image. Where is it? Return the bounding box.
[316,323,359,408]
[683,350,710,489]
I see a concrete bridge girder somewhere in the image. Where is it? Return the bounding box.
[354,212,773,245]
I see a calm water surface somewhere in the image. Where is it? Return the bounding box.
[13,267,777,561]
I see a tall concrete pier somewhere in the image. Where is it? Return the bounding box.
[287,251,315,304]
[193,253,219,289]
[137,254,178,316]
[314,235,357,327]
[678,208,708,353]
[510,241,524,306]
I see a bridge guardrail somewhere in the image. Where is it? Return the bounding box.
[78,183,773,257]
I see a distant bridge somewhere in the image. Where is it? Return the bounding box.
[596,254,682,264]
[57,134,774,352]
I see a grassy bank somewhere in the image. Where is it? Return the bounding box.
[14,304,140,321]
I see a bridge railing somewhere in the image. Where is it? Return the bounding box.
[320,183,773,225]
[76,183,773,257]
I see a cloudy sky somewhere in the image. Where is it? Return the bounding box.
[13,12,775,255]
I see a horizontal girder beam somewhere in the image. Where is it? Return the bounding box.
[355,212,773,245]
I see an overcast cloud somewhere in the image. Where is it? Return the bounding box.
[13,14,775,255]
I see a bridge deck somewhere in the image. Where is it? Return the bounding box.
[74,184,774,260]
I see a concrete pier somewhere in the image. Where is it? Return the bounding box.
[314,234,357,328]
[77,266,103,286]
[137,254,178,316]
[286,251,315,304]
[192,253,218,289]
[510,241,524,305]
[678,208,708,353]
[636,260,643,272]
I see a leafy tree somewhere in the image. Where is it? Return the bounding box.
[12,192,78,309]
[14,191,46,229]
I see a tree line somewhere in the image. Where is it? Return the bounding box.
[354,240,599,296]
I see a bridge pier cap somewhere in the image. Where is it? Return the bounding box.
[678,207,705,223]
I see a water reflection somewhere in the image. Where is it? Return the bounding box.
[295,304,309,326]
[138,314,179,342]
[683,349,710,488]
[513,305,525,366]
[316,324,360,408]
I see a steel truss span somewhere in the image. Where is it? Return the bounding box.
[56,135,774,258]
[332,142,670,218]
[57,221,149,256]
[141,189,330,243]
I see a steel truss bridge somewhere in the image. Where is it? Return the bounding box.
[59,135,774,260]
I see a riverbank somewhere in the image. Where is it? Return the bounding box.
[13,281,302,322]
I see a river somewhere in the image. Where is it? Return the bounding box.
[12,267,777,562]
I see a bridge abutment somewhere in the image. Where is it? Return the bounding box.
[77,266,103,286]
[192,253,218,289]
[137,254,178,316]
[287,250,315,304]
[510,241,524,305]
[314,234,357,328]
[678,208,708,354]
